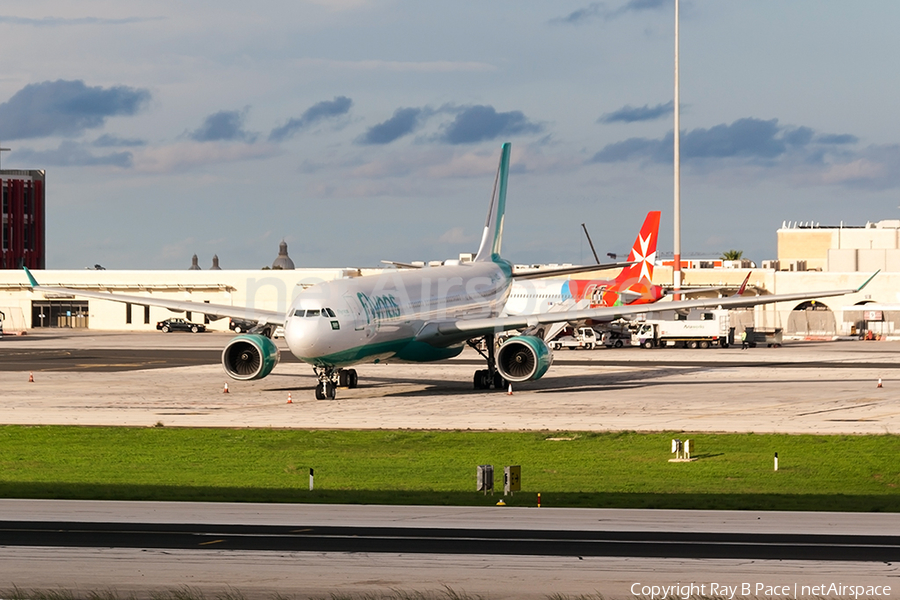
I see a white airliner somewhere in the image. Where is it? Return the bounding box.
[24,143,877,399]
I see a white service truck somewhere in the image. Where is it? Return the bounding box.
[634,311,730,349]
[551,327,600,350]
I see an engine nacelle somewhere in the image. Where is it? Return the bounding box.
[496,335,552,382]
[222,334,280,381]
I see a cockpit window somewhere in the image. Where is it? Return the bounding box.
[324,308,336,317]
[306,309,321,317]
[294,309,304,317]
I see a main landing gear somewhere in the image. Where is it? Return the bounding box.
[313,366,358,400]
[468,334,507,391]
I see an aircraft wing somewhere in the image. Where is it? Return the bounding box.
[417,271,878,346]
[511,261,635,280]
[22,268,286,325]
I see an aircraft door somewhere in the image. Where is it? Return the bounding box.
[344,293,375,338]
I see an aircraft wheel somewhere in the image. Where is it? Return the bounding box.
[315,382,326,400]
[493,372,506,390]
[348,369,359,388]
[473,369,493,390]
[325,381,336,400]
[339,370,350,387]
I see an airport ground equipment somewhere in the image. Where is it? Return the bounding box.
[600,326,633,348]
[744,326,783,348]
[635,310,730,349]
[551,327,599,350]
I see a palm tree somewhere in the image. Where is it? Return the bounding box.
[721,249,744,261]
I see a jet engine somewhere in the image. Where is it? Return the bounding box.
[495,335,552,382]
[222,334,280,380]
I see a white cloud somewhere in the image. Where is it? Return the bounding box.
[131,141,281,173]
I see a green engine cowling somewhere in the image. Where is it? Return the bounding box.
[222,334,280,380]
[496,335,552,382]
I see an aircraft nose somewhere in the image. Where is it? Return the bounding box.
[285,315,320,355]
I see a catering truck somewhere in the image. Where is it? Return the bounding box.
[634,310,731,349]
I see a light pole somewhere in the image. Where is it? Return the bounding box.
[673,0,682,300]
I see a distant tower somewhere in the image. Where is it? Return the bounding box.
[272,240,295,270]
[189,254,201,270]
[210,254,221,270]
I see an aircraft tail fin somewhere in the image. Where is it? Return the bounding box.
[613,211,660,285]
[474,142,511,262]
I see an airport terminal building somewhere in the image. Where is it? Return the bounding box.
[0,220,899,339]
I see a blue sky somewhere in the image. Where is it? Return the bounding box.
[3,0,900,270]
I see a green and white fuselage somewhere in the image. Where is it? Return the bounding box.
[285,259,513,367]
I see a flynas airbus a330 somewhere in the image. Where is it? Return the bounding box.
[24,143,877,399]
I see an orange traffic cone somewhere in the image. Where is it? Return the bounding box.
[28,371,34,383]
[223,383,229,394]
[287,392,292,404]
[877,378,883,388]
[507,384,513,395]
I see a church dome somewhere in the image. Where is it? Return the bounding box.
[272,241,295,270]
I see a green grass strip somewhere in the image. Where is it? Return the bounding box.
[0,426,898,511]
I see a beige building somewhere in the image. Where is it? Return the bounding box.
[0,268,369,333]
[1,218,898,340]
[777,219,900,273]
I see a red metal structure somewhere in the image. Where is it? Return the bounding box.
[1,170,45,269]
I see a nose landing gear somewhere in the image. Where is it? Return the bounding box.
[313,366,359,400]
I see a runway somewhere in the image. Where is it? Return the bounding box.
[1,500,899,598]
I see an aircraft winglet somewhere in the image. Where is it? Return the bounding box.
[856,270,880,292]
[22,266,38,289]
[735,272,751,296]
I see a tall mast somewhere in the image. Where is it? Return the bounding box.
[673,0,682,299]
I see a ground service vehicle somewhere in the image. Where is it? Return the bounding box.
[551,327,599,350]
[156,318,206,333]
[601,329,632,348]
[635,311,730,349]
[0,310,4,338]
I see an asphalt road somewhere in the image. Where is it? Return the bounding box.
[3,501,900,597]
[2,520,899,561]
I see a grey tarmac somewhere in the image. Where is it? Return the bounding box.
[1,331,898,433]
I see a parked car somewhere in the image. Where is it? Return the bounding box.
[156,318,206,333]
[229,318,257,334]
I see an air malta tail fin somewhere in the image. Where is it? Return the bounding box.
[613,210,661,286]
[474,142,511,263]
